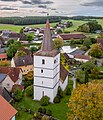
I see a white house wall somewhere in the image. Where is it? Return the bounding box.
[2,75,14,92]
[11,58,16,67]
[60,76,68,91]
[15,71,22,85]
[11,116,15,120]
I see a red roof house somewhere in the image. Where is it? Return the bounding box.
[0,95,17,120]
[59,34,86,41]
[0,67,22,92]
[74,54,91,62]
[0,53,7,60]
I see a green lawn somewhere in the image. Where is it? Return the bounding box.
[15,95,70,120]
[14,80,73,120]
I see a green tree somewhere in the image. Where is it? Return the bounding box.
[81,61,94,72]
[7,39,15,47]
[54,37,64,50]
[30,46,38,54]
[7,41,21,59]
[7,44,18,58]
[13,88,23,102]
[89,43,103,58]
[68,80,103,120]
[25,85,33,97]
[90,67,99,79]
[15,50,27,57]
[74,70,85,84]
[83,38,92,49]
[26,35,33,42]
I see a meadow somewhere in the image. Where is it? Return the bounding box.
[0,19,103,34]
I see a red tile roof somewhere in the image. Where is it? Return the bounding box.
[0,53,7,59]
[60,64,68,83]
[12,84,24,93]
[0,95,17,120]
[0,67,21,83]
[60,34,86,40]
[74,54,90,60]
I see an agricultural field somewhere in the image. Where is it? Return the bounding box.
[0,19,103,37]
[0,22,57,33]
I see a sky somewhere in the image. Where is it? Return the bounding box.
[0,0,103,17]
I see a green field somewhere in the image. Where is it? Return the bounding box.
[0,19,103,36]
[0,22,57,33]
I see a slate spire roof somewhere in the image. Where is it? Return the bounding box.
[41,19,54,51]
[35,19,59,57]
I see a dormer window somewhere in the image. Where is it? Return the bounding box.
[42,59,45,64]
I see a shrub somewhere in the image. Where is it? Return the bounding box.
[13,88,23,102]
[38,107,42,113]
[40,96,50,106]
[46,109,52,116]
[42,108,46,114]
[25,85,33,97]
[57,86,63,98]
[53,95,60,103]
[65,85,71,95]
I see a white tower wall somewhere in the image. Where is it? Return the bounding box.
[34,53,60,102]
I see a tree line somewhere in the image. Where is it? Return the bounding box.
[0,16,68,25]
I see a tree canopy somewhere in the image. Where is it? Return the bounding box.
[77,20,102,33]
[68,80,103,120]
[54,37,64,50]
[89,43,103,58]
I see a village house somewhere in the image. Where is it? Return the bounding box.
[59,33,86,42]
[68,49,85,58]
[0,87,13,102]
[11,55,33,75]
[0,95,17,120]
[74,54,91,63]
[0,53,7,61]
[34,20,68,103]
[0,67,22,92]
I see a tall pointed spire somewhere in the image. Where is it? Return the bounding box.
[35,19,59,57]
[41,19,54,51]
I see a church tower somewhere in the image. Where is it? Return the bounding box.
[34,20,60,102]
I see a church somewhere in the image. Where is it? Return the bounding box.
[33,19,68,103]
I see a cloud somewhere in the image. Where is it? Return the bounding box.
[1,0,17,1]
[0,0,53,5]
[81,0,103,7]
[0,7,18,10]
[38,5,47,9]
